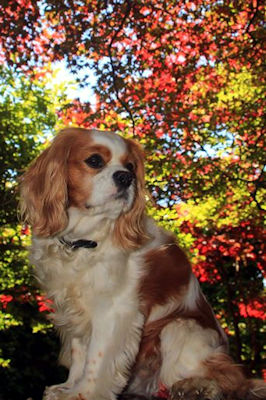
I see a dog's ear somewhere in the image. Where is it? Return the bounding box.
[20,133,71,237]
[114,138,148,249]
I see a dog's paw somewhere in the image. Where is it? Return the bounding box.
[170,377,223,400]
[43,382,118,400]
[43,385,72,400]
[43,386,89,400]
[118,394,150,400]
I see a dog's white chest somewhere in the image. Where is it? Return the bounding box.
[32,239,140,334]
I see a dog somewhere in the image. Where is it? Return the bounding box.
[20,128,265,400]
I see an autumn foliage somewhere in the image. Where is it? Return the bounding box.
[0,1,265,398]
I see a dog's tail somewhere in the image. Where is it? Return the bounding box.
[203,353,266,399]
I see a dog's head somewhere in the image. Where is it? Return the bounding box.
[20,128,147,248]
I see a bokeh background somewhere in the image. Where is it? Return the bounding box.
[0,1,265,399]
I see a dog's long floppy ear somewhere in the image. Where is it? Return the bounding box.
[20,133,72,237]
[114,138,148,249]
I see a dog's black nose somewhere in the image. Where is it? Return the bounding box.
[113,170,133,189]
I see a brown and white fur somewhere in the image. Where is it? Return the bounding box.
[20,128,266,400]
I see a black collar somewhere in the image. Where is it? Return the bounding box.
[59,237,97,250]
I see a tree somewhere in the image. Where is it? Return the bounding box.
[0,0,265,397]
[0,66,71,399]
[1,1,264,205]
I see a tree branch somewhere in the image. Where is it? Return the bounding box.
[245,0,261,37]
[222,167,266,212]
[107,0,136,133]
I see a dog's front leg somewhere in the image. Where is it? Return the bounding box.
[59,308,144,400]
[43,337,88,399]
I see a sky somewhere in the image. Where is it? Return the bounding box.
[51,60,97,108]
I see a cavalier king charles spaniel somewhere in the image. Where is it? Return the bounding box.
[20,128,265,400]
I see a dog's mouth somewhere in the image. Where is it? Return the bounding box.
[114,189,129,201]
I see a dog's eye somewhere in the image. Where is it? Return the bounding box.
[125,162,135,172]
[85,154,105,169]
